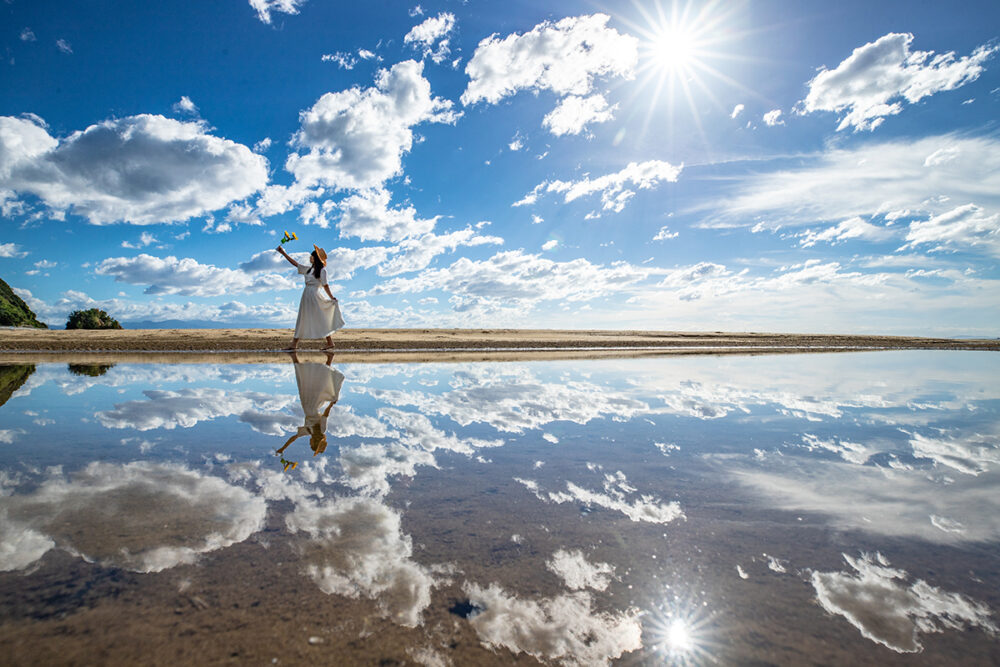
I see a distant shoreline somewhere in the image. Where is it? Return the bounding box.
[1,328,997,357]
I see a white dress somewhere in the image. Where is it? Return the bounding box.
[294,362,346,436]
[294,264,345,339]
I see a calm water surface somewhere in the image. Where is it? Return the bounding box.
[0,352,998,665]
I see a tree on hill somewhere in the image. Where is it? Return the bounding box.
[0,277,47,328]
[66,308,123,330]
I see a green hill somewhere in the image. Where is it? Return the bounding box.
[0,278,47,328]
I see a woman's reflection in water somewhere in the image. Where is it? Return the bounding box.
[276,352,346,471]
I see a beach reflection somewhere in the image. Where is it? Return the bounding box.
[0,352,997,663]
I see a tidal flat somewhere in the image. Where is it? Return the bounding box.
[0,351,998,665]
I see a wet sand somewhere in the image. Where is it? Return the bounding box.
[1,327,997,361]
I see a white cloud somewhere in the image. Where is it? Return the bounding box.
[95,253,297,296]
[287,60,460,191]
[241,245,391,281]
[55,39,72,54]
[97,387,294,431]
[0,114,267,225]
[542,94,617,136]
[541,239,558,251]
[252,137,272,153]
[706,135,1000,232]
[653,226,678,241]
[462,14,636,104]
[404,12,455,64]
[463,582,642,665]
[461,14,637,135]
[763,109,784,126]
[901,204,1000,257]
[121,231,160,249]
[19,28,36,42]
[363,364,651,435]
[516,160,682,215]
[336,188,439,241]
[730,103,744,119]
[908,429,1000,476]
[362,249,648,311]
[321,52,357,69]
[798,216,895,247]
[248,0,306,24]
[546,549,616,591]
[408,5,424,18]
[811,552,996,653]
[0,461,266,573]
[285,495,439,627]
[799,33,998,131]
[378,227,503,276]
[518,471,684,524]
[172,96,198,115]
[0,242,28,258]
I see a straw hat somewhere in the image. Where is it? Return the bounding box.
[312,245,327,266]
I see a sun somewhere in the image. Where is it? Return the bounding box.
[649,26,699,72]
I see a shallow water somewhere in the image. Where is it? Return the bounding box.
[0,351,998,665]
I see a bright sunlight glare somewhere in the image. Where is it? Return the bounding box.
[651,28,698,71]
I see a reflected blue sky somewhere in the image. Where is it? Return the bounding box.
[0,352,997,663]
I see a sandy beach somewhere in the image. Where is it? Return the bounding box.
[1,328,997,363]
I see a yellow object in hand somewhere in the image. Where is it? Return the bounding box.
[280,230,298,245]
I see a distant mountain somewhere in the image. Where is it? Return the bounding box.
[121,319,290,329]
[0,278,47,328]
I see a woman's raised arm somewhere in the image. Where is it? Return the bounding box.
[276,246,299,268]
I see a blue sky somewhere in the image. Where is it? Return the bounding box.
[1,0,998,334]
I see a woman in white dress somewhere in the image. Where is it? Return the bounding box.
[276,244,345,350]
[275,352,346,467]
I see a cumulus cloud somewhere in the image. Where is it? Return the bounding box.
[0,114,267,225]
[0,461,265,572]
[172,96,198,115]
[120,231,160,249]
[811,552,996,652]
[0,242,28,258]
[286,495,439,627]
[248,0,306,24]
[706,135,1000,232]
[96,387,295,431]
[404,12,455,64]
[463,582,642,665]
[517,470,684,524]
[20,28,36,42]
[286,60,460,191]
[908,429,1000,476]
[462,14,637,135]
[22,287,297,327]
[653,226,678,241]
[55,39,72,54]
[95,253,297,296]
[515,160,682,215]
[364,364,651,434]
[361,249,648,311]
[546,549,616,591]
[797,216,895,248]
[730,103,744,119]
[763,109,783,126]
[335,188,439,241]
[542,94,617,136]
[241,245,392,280]
[377,227,503,276]
[799,33,998,131]
[901,204,1000,257]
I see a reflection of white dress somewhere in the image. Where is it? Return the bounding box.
[295,362,346,435]
[294,265,346,339]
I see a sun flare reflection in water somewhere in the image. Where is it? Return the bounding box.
[644,600,715,665]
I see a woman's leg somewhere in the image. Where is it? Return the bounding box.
[285,337,299,351]
[323,335,334,349]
